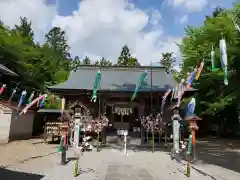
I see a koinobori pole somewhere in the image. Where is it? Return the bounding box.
[150,62,153,113]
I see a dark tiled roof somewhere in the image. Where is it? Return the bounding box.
[0,64,18,76]
[49,66,176,92]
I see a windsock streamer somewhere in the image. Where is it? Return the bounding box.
[171,88,175,100]
[17,90,27,112]
[39,94,47,108]
[161,88,172,114]
[37,94,41,107]
[186,72,191,88]
[177,79,185,98]
[8,88,17,102]
[162,88,172,100]
[211,44,215,71]
[20,94,46,115]
[219,38,228,85]
[187,69,197,88]
[51,94,55,104]
[232,16,240,32]
[61,98,65,114]
[131,70,147,101]
[173,85,178,99]
[195,61,204,81]
[177,79,185,107]
[27,91,35,104]
[0,84,6,95]
[186,97,196,116]
[91,70,101,103]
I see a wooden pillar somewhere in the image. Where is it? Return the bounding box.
[190,121,197,161]
[43,116,47,144]
[186,115,201,161]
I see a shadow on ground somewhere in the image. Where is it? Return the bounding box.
[0,168,44,180]
[196,138,240,173]
[103,135,172,153]
[104,136,240,174]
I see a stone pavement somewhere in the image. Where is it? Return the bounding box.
[191,138,240,180]
[1,138,240,180]
[0,139,58,168]
[189,162,240,180]
[40,148,213,180]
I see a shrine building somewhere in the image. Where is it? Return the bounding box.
[48,65,194,135]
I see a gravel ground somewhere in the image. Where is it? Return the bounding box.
[0,139,239,180]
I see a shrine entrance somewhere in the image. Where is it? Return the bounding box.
[112,105,134,130]
[105,101,141,137]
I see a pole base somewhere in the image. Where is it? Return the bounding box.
[60,147,67,165]
[186,161,190,177]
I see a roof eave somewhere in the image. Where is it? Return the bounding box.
[0,64,18,76]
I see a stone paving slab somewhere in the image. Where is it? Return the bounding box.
[39,148,214,180]
[105,164,154,180]
[1,143,218,180]
[2,138,240,180]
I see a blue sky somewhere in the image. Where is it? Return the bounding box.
[0,0,235,65]
[48,0,234,37]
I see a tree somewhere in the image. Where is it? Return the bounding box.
[0,17,71,94]
[159,52,176,73]
[11,17,34,45]
[0,19,4,29]
[45,27,70,59]
[93,57,112,66]
[70,56,81,70]
[179,4,240,136]
[82,56,91,65]
[13,17,34,38]
[117,45,139,66]
[212,6,225,17]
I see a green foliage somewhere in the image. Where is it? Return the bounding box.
[93,57,112,66]
[179,4,240,121]
[159,52,176,73]
[117,45,140,66]
[0,17,71,102]
[0,16,144,107]
[43,94,61,109]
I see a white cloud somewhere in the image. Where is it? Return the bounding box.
[0,0,181,65]
[0,0,55,43]
[178,15,188,24]
[149,10,162,25]
[168,0,208,12]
